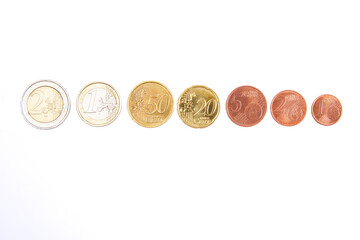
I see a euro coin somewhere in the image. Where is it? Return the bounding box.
[77,82,121,127]
[312,94,342,126]
[226,85,267,127]
[128,81,174,128]
[177,85,220,128]
[21,80,71,129]
[270,90,307,126]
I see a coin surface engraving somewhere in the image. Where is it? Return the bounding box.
[128,81,174,128]
[270,90,307,126]
[312,94,342,126]
[177,85,220,128]
[27,86,64,123]
[21,80,71,129]
[226,86,267,127]
[77,82,121,126]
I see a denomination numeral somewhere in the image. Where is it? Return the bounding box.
[194,98,217,116]
[273,96,286,114]
[317,99,341,118]
[29,91,43,113]
[28,90,57,115]
[230,96,242,112]
[84,90,97,113]
[274,96,303,120]
[144,94,170,114]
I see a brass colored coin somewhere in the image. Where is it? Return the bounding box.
[312,94,342,126]
[177,85,220,128]
[27,86,64,123]
[21,80,71,129]
[128,81,174,128]
[77,82,121,127]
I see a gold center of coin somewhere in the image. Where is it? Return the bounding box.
[177,85,220,128]
[128,81,174,128]
[27,86,64,123]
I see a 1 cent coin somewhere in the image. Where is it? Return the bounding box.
[270,90,307,126]
[312,94,342,126]
[21,80,71,129]
[177,85,220,128]
[77,82,121,127]
[128,81,174,128]
[226,86,267,127]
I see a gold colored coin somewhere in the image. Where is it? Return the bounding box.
[21,80,71,130]
[77,82,121,127]
[127,81,174,128]
[27,86,64,123]
[177,85,220,128]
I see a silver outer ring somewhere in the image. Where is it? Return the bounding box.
[21,80,71,130]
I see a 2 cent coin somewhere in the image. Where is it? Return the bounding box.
[271,90,307,126]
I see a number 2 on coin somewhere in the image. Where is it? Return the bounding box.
[274,96,304,120]
[29,91,43,113]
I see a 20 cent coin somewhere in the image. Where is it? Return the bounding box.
[177,85,220,128]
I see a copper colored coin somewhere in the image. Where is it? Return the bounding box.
[271,90,307,126]
[312,94,342,126]
[226,86,267,127]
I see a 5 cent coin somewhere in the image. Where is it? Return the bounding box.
[312,94,342,126]
[77,82,121,127]
[21,80,71,129]
[128,81,174,128]
[270,90,307,126]
[177,85,220,128]
[226,85,267,127]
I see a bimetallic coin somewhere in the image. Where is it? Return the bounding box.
[128,81,174,128]
[177,85,220,128]
[226,86,267,127]
[77,82,121,127]
[21,80,71,129]
[270,90,307,126]
[312,94,342,126]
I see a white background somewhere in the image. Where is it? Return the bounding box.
[0,1,359,239]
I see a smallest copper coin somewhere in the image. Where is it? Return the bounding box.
[226,86,267,127]
[312,94,342,126]
[271,90,307,126]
